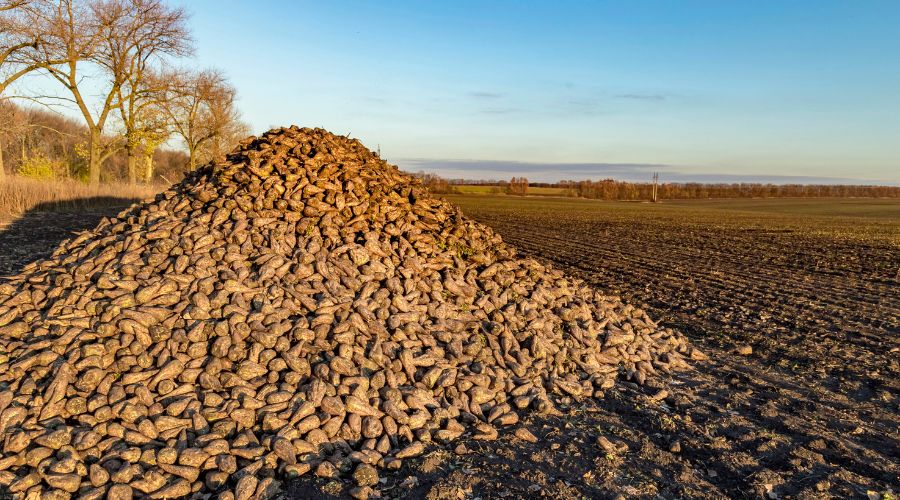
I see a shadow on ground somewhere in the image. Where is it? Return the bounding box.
[0,197,141,276]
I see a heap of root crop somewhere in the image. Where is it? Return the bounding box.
[0,126,701,499]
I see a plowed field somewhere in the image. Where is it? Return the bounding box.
[434,196,900,499]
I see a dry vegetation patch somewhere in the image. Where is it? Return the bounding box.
[0,177,158,222]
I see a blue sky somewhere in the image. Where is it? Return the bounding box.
[151,2,899,183]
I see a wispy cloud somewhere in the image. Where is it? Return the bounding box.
[358,96,390,104]
[615,93,667,101]
[468,91,504,99]
[562,97,605,117]
[478,107,523,115]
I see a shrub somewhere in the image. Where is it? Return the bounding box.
[17,155,66,181]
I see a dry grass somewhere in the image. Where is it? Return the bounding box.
[0,176,162,222]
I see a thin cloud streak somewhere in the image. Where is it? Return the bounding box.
[478,107,524,115]
[468,91,504,99]
[615,94,667,101]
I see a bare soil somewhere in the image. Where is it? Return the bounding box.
[1,197,897,499]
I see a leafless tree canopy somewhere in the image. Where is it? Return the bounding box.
[1,1,60,97]
[164,68,247,170]
[22,0,191,184]
[0,0,249,184]
[102,0,192,184]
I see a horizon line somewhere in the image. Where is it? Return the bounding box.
[396,158,900,187]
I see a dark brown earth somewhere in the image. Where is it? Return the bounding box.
[1,196,897,499]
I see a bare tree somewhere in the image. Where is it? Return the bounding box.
[506,176,528,195]
[110,1,190,184]
[164,68,245,170]
[202,112,250,164]
[0,0,60,180]
[27,0,190,185]
[122,72,171,183]
[0,1,58,95]
[24,0,107,184]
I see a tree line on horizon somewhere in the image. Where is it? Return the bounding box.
[0,0,248,185]
[556,179,899,200]
[415,173,900,200]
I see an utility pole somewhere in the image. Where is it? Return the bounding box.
[651,172,659,202]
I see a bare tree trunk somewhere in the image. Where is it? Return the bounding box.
[188,147,196,170]
[125,145,137,185]
[0,138,5,181]
[143,153,153,183]
[88,130,101,186]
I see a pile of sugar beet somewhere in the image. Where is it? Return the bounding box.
[0,127,703,499]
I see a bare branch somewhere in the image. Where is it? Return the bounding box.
[0,1,62,94]
[15,0,194,184]
[162,67,247,169]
